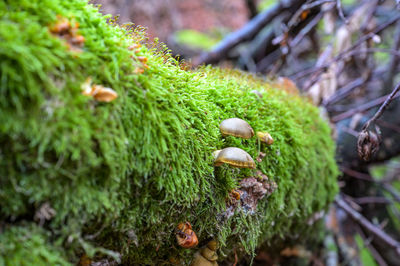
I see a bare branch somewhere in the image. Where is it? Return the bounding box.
[291,15,400,80]
[355,225,388,266]
[323,77,368,106]
[381,183,400,203]
[385,21,400,93]
[195,2,286,65]
[335,196,400,257]
[331,93,400,123]
[361,80,400,131]
[336,0,348,24]
[352,197,391,205]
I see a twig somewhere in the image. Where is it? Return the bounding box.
[376,120,400,134]
[291,15,400,80]
[290,11,325,48]
[361,80,400,131]
[288,0,335,27]
[245,0,258,19]
[351,196,391,205]
[355,225,388,266]
[384,21,400,93]
[195,1,286,65]
[323,77,367,106]
[304,47,400,92]
[340,167,374,181]
[335,196,400,257]
[381,183,400,203]
[331,93,400,122]
[336,0,348,24]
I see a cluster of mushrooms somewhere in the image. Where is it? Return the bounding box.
[175,118,274,265]
[214,118,273,168]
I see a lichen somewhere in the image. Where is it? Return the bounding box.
[0,0,339,264]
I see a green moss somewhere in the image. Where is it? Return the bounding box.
[0,224,70,266]
[0,0,339,264]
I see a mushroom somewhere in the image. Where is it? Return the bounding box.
[191,240,218,266]
[92,85,118,102]
[219,118,254,139]
[214,147,256,169]
[81,77,118,102]
[257,131,274,145]
[212,150,221,160]
[176,222,198,248]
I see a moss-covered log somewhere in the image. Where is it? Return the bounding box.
[0,0,338,264]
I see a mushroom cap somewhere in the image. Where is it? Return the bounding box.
[212,150,221,160]
[206,240,218,251]
[191,252,218,266]
[176,222,198,248]
[219,118,254,139]
[201,247,218,261]
[214,147,256,169]
[92,85,118,102]
[257,131,274,145]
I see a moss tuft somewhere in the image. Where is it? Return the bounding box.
[0,0,339,264]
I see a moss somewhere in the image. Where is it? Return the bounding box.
[0,0,339,264]
[0,224,70,266]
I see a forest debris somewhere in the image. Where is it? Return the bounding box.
[307,67,337,105]
[256,152,266,162]
[221,172,277,219]
[78,254,91,266]
[357,128,380,161]
[239,173,277,214]
[274,77,299,95]
[240,177,267,214]
[49,16,85,52]
[34,202,56,226]
[280,246,311,258]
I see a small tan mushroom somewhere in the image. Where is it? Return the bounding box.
[81,77,94,96]
[219,118,254,139]
[81,77,118,102]
[214,147,256,169]
[191,240,218,266]
[176,222,198,248]
[212,150,221,160]
[257,131,274,145]
[92,85,118,102]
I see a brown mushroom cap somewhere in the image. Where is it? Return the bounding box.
[201,247,218,261]
[190,252,218,266]
[206,240,218,251]
[92,86,118,102]
[257,131,274,145]
[214,147,256,169]
[219,118,254,139]
[176,222,198,248]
